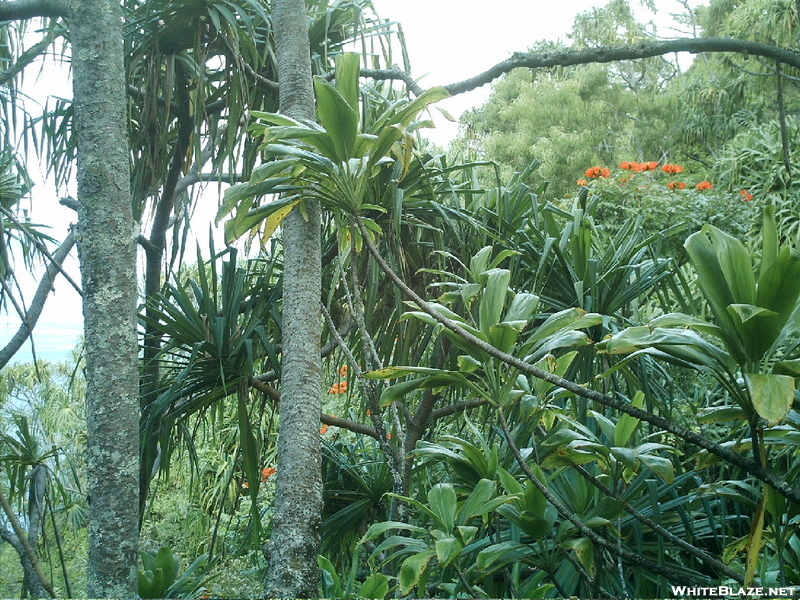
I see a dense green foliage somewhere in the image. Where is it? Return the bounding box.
[1,0,800,597]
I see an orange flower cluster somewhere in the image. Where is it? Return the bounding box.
[667,181,687,190]
[261,466,277,481]
[329,381,349,394]
[620,161,659,172]
[577,178,589,186]
[661,164,684,174]
[585,166,611,178]
[740,189,754,201]
[320,424,329,435]
[695,181,713,190]
[339,365,348,377]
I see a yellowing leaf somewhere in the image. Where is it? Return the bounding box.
[260,200,300,246]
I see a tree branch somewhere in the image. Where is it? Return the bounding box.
[0,231,76,370]
[355,215,800,505]
[442,38,800,95]
[0,0,68,20]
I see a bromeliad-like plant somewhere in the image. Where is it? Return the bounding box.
[216,52,449,246]
[597,206,800,454]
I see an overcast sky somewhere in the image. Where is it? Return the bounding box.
[1,0,689,364]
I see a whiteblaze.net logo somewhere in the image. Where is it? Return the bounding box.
[671,586,797,597]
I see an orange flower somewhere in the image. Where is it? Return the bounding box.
[387,433,392,440]
[577,178,588,186]
[632,161,658,172]
[740,189,754,201]
[261,466,277,481]
[320,425,329,435]
[619,177,629,184]
[328,381,349,394]
[585,166,611,178]
[695,181,713,190]
[619,161,634,170]
[661,164,684,174]
[339,365,348,377]
[242,481,250,489]
[667,181,687,190]
[366,409,372,416]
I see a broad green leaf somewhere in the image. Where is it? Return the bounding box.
[335,53,361,112]
[361,521,428,542]
[428,483,457,534]
[469,246,493,276]
[697,405,747,423]
[637,453,675,483]
[745,492,767,587]
[489,322,522,354]
[434,536,463,568]
[528,308,602,345]
[614,391,645,447]
[379,377,427,406]
[457,355,481,373]
[458,478,495,523]
[457,525,479,546]
[504,292,539,323]
[387,86,450,128]
[745,373,795,426]
[727,303,778,324]
[399,549,435,595]
[476,541,527,571]
[684,227,746,363]
[358,573,389,600]
[319,555,344,599]
[760,204,778,279]
[479,268,511,333]
[313,76,359,160]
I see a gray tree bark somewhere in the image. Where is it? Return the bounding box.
[71,0,139,595]
[263,0,323,597]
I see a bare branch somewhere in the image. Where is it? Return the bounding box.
[442,38,800,96]
[0,0,68,20]
[0,231,76,370]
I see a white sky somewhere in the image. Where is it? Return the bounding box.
[1,0,691,363]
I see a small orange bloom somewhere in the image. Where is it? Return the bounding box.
[667,181,687,190]
[619,161,634,170]
[366,409,372,416]
[339,365,348,377]
[242,481,250,489]
[585,166,611,178]
[646,161,659,170]
[740,189,754,201]
[387,433,392,440]
[662,164,684,174]
[577,178,588,186]
[695,181,713,190]
[320,425,329,435]
[261,466,277,481]
[328,381,349,394]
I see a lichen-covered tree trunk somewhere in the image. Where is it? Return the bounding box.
[71,0,139,595]
[263,0,323,597]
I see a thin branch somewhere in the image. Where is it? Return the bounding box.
[0,206,82,296]
[354,215,800,505]
[0,231,76,369]
[430,398,487,420]
[0,485,55,597]
[497,409,698,585]
[0,0,68,20]
[249,376,380,439]
[242,62,280,94]
[441,38,800,96]
[571,464,744,583]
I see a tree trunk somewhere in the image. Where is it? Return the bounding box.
[263,0,323,597]
[71,0,140,595]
